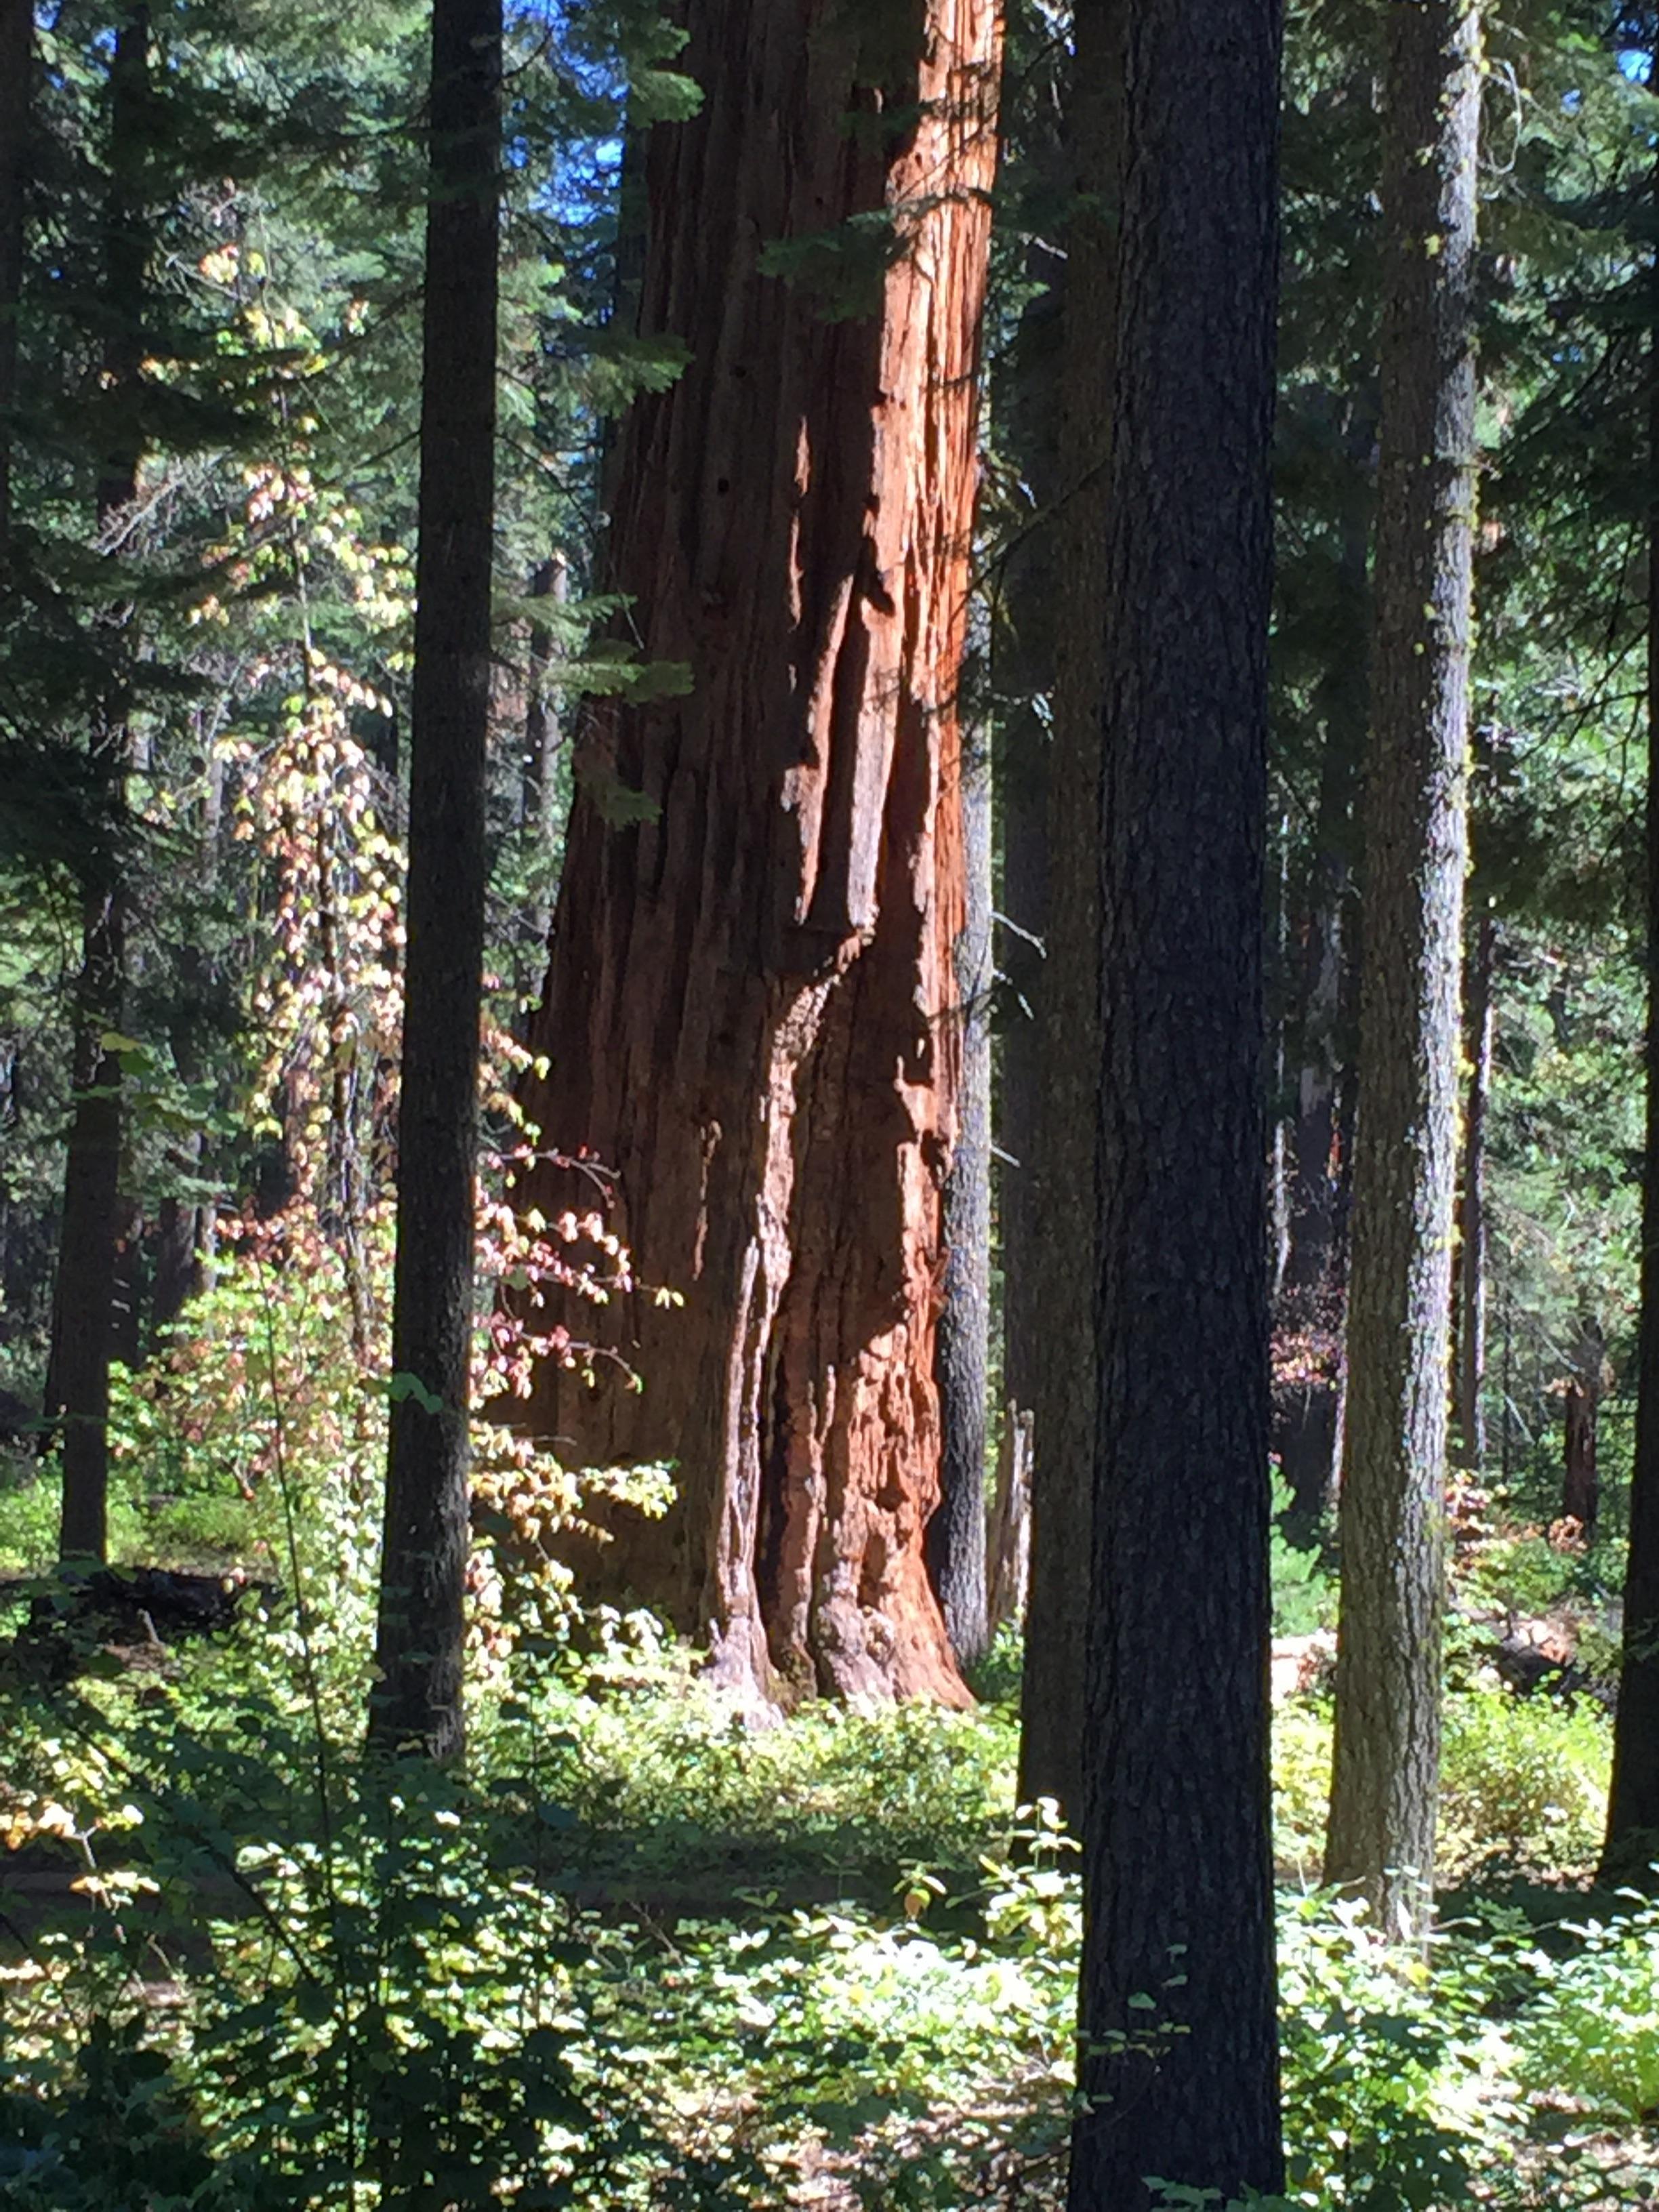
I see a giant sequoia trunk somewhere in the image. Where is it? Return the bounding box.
[514,0,1000,1711]
[1067,0,1283,2200]
[1325,0,1480,1937]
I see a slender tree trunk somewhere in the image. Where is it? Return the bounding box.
[1604,75,1659,1880]
[1017,0,1120,1826]
[150,1192,205,1340]
[54,902,125,1562]
[522,549,567,979]
[1456,907,1496,1469]
[369,0,500,1759]
[524,552,566,830]
[55,5,150,1564]
[1324,0,1480,1939]
[986,1401,1032,1637]
[993,253,1061,1653]
[1561,1326,1603,1536]
[992,240,1061,1761]
[1275,737,1355,1536]
[1068,1,1284,2202]
[512,0,1001,1711]
[993,288,1057,1446]
[0,0,22,1382]
[1274,417,1370,1538]
[928,718,991,1665]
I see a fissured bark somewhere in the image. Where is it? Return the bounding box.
[1326,0,1481,1937]
[514,0,1000,1711]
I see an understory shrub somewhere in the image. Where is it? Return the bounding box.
[1513,1887,1659,2122]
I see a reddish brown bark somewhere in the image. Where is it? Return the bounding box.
[513,0,999,1711]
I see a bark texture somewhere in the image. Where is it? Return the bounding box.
[370,0,500,1759]
[1325,0,1480,1938]
[1067,1,1284,2203]
[1017,0,1119,1826]
[928,718,991,1665]
[514,0,1000,1711]
[1456,909,1496,1469]
[54,903,125,1563]
[986,1401,1032,1637]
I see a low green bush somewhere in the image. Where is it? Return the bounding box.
[1439,1685,1610,1881]
[1513,1887,1659,2122]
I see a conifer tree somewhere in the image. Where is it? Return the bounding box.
[511,0,1002,1709]
[1068,0,1283,2198]
[53,3,150,1563]
[1014,0,1117,1825]
[370,0,501,1757]
[1603,28,1659,1879]
[1325,0,1481,1936]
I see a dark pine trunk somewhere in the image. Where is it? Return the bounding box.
[992,257,1057,1474]
[1016,0,1119,1826]
[512,0,1000,1711]
[54,905,125,1563]
[1604,71,1659,1882]
[369,0,500,1760]
[1324,0,1479,1938]
[991,249,1059,1764]
[1456,907,1496,1469]
[928,719,991,1666]
[1273,539,1365,1539]
[1067,1,1284,2203]
[55,5,149,1563]
[149,1193,207,1342]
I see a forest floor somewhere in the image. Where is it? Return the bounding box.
[1,1458,1657,2208]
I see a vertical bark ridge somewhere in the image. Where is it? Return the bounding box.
[1068,0,1284,2200]
[1324,0,1481,1935]
[370,0,500,1758]
[514,0,1000,1710]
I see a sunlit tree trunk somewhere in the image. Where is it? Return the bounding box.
[1456,907,1496,1469]
[514,0,1000,1710]
[369,0,500,1759]
[1067,0,1284,2200]
[1325,0,1480,1939]
[929,718,991,1666]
